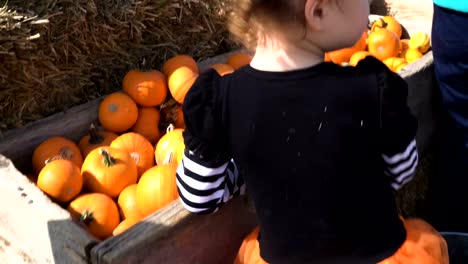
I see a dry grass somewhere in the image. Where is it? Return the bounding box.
[0,0,237,131]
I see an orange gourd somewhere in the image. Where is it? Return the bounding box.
[68,193,120,240]
[78,124,118,157]
[234,227,267,264]
[131,107,161,144]
[168,67,199,104]
[368,29,401,61]
[325,31,368,65]
[136,163,178,217]
[162,54,199,78]
[154,124,184,165]
[122,64,168,107]
[371,16,403,39]
[37,159,82,203]
[98,92,139,133]
[110,132,155,179]
[209,64,235,76]
[81,147,138,198]
[226,52,252,70]
[32,136,83,175]
[117,184,143,220]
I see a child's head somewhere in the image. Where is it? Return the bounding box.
[228,0,369,52]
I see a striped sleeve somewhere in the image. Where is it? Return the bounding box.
[379,62,419,190]
[176,154,246,215]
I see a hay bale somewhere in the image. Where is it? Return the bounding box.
[0,0,237,131]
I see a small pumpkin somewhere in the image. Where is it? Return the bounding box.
[325,30,368,65]
[168,66,199,104]
[154,124,184,165]
[383,57,408,73]
[234,227,267,264]
[81,147,138,198]
[136,163,178,217]
[112,217,140,236]
[78,124,118,157]
[226,52,252,70]
[131,107,161,144]
[32,136,83,175]
[111,132,154,179]
[162,54,199,78]
[98,92,139,133]
[371,16,403,39]
[37,159,82,203]
[209,64,235,76]
[349,51,372,67]
[117,184,143,220]
[68,193,120,240]
[368,28,401,61]
[122,60,168,107]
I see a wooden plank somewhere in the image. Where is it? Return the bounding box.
[0,99,102,174]
[91,197,257,264]
[0,155,98,264]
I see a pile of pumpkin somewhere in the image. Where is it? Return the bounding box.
[28,51,253,240]
[325,15,431,72]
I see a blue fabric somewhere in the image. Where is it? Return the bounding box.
[432,5,468,146]
[434,0,468,13]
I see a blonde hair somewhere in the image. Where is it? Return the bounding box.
[227,0,307,50]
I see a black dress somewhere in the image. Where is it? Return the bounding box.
[176,56,418,264]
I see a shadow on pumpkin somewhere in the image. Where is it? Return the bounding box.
[47,196,257,264]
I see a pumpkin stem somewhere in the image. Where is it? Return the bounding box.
[80,210,94,226]
[99,148,116,167]
[139,57,152,72]
[159,98,177,110]
[166,123,175,134]
[88,123,104,145]
[45,147,73,164]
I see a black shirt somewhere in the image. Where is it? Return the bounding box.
[176,56,418,263]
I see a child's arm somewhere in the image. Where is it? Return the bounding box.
[176,155,246,215]
[379,66,419,191]
[175,69,246,215]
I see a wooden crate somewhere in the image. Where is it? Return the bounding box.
[0,45,439,263]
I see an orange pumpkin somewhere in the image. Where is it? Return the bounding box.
[122,66,168,107]
[78,124,118,157]
[175,141,185,165]
[405,48,423,63]
[112,217,140,236]
[325,31,368,65]
[349,51,373,67]
[131,107,161,144]
[168,67,199,104]
[117,184,143,220]
[234,227,267,264]
[110,132,154,179]
[226,52,253,70]
[368,29,401,61]
[154,124,184,165]
[162,54,199,77]
[32,136,83,175]
[98,92,139,133]
[371,16,403,39]
[136,164,178,217]
[209,64,235,76]
[81,147,138,198]
[37,159,82,203]
[68,193,120,240]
